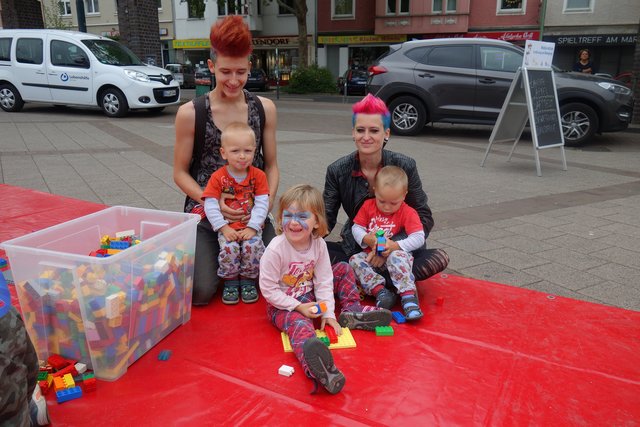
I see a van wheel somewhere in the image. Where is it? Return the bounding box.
[100,88,129,118]
[0,83,25,112]
[388,96,427,136]
[560,103,598,147]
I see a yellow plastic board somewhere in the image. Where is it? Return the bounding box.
[281,327,356,352]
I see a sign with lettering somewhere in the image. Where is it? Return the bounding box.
[523,40,555,68]
[318,35,407,45]
[482,67,567,176]
[543,34,638,46]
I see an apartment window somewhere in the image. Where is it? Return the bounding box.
[565,0,592,10]
[218,0,244,15]
[84,0,99,14]
[433,0,442,12]
[157,0,162,9]
[387,0,409,14]
[59,0,72,15]
[278,0,294,15]
[333,0,354,18]
[498,0,525,13]
[187,0,205,18]
[446,0,456,12]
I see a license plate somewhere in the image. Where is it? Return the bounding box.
[163,89,177,97]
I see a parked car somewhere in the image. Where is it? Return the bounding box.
[0,29,179,117]
[245,69,267,91]
[367,38,634,146]
[337,68,368,95]
[165,63,195,88]
[194,68,212,87]
[614,72,633,89]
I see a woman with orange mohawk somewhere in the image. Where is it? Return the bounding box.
[174,16,279,306]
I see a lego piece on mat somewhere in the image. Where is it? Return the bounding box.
[278,365,295,377]
[56,386,82,403]
[158,349,172,361]
[392,311,406,324]
[375,326,394,336]
[281,328,356,352]
[324,325,339,344]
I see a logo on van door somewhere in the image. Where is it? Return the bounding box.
[61,73,69,82]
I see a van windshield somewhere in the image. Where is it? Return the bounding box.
[81,39,144,66]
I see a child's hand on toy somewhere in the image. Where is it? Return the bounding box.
[296,302,323,319]
[321,317,342,336]
[380,240,400,257]
[219,225,239,242]
[237,227,257,241]
[366,251,386,268]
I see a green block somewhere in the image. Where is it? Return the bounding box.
[375,326,394,336]
[319,336,330,346]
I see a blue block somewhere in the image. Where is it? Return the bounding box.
[392,311,406,324]
[158,349,172,361]
[56,386,83,403]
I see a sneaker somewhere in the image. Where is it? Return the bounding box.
[303,338,345,394]
[375,288,397,310]
[30,384,50,426]
[222,281,240,305]
[239,279,259,304]
[338,309,392,331]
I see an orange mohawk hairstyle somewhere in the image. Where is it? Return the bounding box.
[209,15,253,58]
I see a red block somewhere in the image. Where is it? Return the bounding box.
[324,325,339,344]
[47,354,74,370]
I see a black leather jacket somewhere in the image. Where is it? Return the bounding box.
[324,149,434,256]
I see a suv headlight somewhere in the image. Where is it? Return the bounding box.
[597,82,631,96]
[124,69,150,82]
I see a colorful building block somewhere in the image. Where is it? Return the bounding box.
[281,328,356,352]
[158,349,172,361]
[324,325,339,344]
[278,365,295,377]
[392,311,406,324]
[375,326,394,336]
[376,229,386,255]
[56,386,82,403]
[310,301,327,314]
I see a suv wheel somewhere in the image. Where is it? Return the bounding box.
[388,96,427,136]
[560,103,598,147]
[0,83,25,112]
[100,87,129,118]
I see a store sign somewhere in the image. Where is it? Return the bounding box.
[467,31,539,41]
[318,35,407,45]
[173,39,210,49]
[422,31,539,41]
[252,36,312,47]
[543,34,637,46]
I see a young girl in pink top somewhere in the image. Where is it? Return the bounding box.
[259,184,391,394]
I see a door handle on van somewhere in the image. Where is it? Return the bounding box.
[36,70,46,75]
[418,72,434,78]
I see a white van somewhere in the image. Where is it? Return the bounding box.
[0,29,180,117]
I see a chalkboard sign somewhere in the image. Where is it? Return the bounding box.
[482,67,567,177]
[523,69,564,148]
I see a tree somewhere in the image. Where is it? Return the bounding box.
[41,0,71,30]
[266,0,309,69]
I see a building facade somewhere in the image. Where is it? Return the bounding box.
[542,0,639,77]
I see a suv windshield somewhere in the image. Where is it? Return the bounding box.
[81,39,143,66]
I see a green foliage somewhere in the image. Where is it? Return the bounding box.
[42,0,71,30]
[286,65,335,94]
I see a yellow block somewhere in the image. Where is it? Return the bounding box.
[281,327,356,353]
[62,373,75,388]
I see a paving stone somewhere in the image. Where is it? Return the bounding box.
[586,263,640,286]
[440,246,489,270]
[535,248,608,271]
[505,223,565,240]
[477,247,549,270]
[598,222,640,238]
[591,247,640,269]
[543,234,612,255]
[438,235,503,253]
[492,235,558,254]
[454,224,515,240]
[523,280,603,304]
[579,281,640,310]
[487,218,527,229]
[550,223,611,239]
[595,234,640,253]
[517,213,573,228]
[522,263,604,291]
[461,262,542,287]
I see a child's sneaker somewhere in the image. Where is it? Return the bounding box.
[401,294,424,321]
[375,287,397,310]
[338,308,392,331]
[303,337,345,394]
[239,279,259,304]
[29,384,50,426]
[222,281,240,305]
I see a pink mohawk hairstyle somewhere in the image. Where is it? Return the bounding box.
[210,15,253,58]
[352,94,391,130]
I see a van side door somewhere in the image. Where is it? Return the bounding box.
[14,36,51,102]
[47,37,92,105]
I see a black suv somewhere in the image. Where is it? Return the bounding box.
[367,38,634,146]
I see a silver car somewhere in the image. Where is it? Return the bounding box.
[367,38,634,146]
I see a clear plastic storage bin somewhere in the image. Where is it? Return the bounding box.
[1,206,198,381]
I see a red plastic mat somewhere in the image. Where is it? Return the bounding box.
[1,185,639,425]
